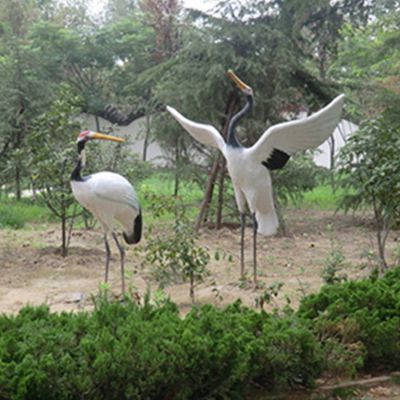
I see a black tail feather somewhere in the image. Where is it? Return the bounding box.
[123,210,142,244]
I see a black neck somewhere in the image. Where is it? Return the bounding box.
[227,94,254,148]
[71,141,85,181]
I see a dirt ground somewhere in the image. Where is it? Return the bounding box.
[0,208,399,315]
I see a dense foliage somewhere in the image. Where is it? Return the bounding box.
[299,267,400,372]
[0,268,399,398]
[0,296,321,399]
[144,193,211,302]
[338,117,400,268]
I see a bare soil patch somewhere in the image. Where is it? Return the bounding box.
[0,208,398,315]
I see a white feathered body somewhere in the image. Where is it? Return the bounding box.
[225,147,279,235]
[71,171,140,237]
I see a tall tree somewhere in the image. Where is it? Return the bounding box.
[330,11,400,124]
[0,0,57,198]
[29,21,116,117]
[338,117,400,270]
[0,0,99,197]
[139,0,182,61]
[28,86,82,256]
[115,0,186,191]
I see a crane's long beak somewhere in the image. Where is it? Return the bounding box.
[227,69,252,92]
[91,132,125,143]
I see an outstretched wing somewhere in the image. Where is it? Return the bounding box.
[167,106,226,154]
[248,94,345,170]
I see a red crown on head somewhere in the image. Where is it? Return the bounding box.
[78,130,91,139]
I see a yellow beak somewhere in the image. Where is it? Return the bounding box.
[91,132,125,143]
[227,69,252,91]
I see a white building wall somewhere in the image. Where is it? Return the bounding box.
[313,119,358,169]
[78,113,166,165]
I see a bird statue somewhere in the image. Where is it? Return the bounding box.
[167,70,344,283]
[70,130,142,294]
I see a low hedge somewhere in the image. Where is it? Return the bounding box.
[298,267,400,372]
[0,297,321,399]
[0,267,399,399]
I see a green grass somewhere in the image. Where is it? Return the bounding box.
[295,184,346,211]
[139,172,204,224]
[0,198,53,229]
[140,172,203,203]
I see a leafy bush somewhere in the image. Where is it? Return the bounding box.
[298,267,400,371]
[144,193,211,303]
[248,314,323,389]
[322,247,347,285]
[0,298,322,399]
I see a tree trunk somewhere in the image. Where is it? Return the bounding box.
[174,172,179,197]
[275,198,287,236]
[189,272,195,304]
[31,181,37,201]
[61,213,68,257]
[216,158,226,229]
[195,155,222,232]
[372,195,388,271]
[95,115,101,132]
[15,165,21,201]
[271,176,287,236]
[14,95,26,201]
[329,134,335,187]
[143,114,151,161]
[318,45,327,81]
[377,214,390,272]
[60,165,69,257]
[376,229,388,272]
[195,91,238,232]
[66,203,79,250]
[174,136,180,197]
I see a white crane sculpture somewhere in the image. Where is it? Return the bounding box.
[70,130,142,293]
[167,70,344,282]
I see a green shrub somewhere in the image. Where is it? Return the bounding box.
[144,194,211,303]
[248,314,323,389]
[298,267,400,371]
[0,299,322,399]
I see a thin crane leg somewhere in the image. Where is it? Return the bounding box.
[104,234,111,284]
[112,232,126,294]
[252,213,258,286]
[240,212,246,278]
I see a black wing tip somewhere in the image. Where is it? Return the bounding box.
[123,211,142,245]
[262,148,290,170]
